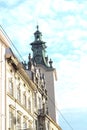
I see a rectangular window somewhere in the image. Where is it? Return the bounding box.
[28,97,31,112]
[35,120,38,130]
[28,120,30,129]
[23,92,26,107]
[23,117,27,129]
[9,107,14,130]
[34,92,37,108]
[17,87,21,102]
[28,120,32,129]
[17,112,21,129]
[47,121,49,130]
[9,78,13,96]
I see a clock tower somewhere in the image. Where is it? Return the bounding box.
[30,26,57,122]
[30,25,49,66]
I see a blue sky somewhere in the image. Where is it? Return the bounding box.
[0,0,87,129]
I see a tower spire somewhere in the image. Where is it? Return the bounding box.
[30,26,54,68]
[36,25,39,30]
[34,25,42,41]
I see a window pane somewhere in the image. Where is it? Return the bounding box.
[9,108,14,130]
[17,113,21,129]
[28,98,31,112]
[9,78,13,96]
[23,93,26,107]
[17,87,21,101]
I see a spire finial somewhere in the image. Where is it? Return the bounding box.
[36,25,39,30]
[34,25,42,41]
[49,59,53,68]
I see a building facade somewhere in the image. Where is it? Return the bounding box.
[0,26,61,130]
[6,48,36,130]
[0,27,10,130]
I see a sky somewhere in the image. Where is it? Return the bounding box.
[0,0,87,129]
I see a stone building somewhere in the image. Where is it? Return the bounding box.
[0,26,62,130]
[0,27,10,130]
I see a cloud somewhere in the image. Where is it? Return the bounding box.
[55,51,87,109]
[51,0,85,13]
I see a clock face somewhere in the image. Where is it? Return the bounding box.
[34,49,41,56]
[35,55,42,63]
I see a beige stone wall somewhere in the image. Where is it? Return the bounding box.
[36,66,56,122]
[0,30,9,130]
[6,62,34,130]
[45,70,56,121]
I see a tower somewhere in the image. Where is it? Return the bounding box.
[30,26,57,122]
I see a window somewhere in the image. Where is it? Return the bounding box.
[28,120,32,129]
[9,107,14,130]
[17,112,21,129]
[23,92,26,107]
[34,92,37,108]
[9,78,13,96]
[23,117,27,129]
[28,97,31,112]
[28,120,30,129]
[17,86,21,102]
[35,120,38,130]
[47,121,49,130]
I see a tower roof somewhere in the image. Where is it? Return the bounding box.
[30,26,54,69]
[34,25,42,41]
